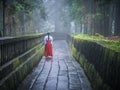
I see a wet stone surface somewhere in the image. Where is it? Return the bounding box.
[17,40,92,90]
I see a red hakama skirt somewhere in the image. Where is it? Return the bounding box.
[44,40,53,57]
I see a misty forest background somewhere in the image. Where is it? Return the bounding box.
[0,1,120,90]
[0,0,120,37]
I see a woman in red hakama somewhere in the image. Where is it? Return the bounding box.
[44,33,53,57]
[44,40,53,57]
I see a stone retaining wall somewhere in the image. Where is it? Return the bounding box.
[67,35,120,90]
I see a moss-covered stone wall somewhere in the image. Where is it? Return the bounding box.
[0,43,44,90]
[68,36,120,90]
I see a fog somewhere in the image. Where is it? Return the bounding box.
[1,0,119,37]
[41,0,74,33]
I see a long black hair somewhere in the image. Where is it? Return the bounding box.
[47,32,50,40]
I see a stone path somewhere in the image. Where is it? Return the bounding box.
[17,40,92,90]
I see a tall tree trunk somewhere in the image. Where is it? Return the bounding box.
[109,1,115,36]
[3,0,6,37]
[103,4,110,36]
[114,0,120,36]
[19,11,25,35]
[0,2,3,37]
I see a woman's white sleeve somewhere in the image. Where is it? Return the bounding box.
[51,37,53,45]
[44,37,46,45]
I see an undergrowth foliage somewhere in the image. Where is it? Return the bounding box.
[74,33,120,52]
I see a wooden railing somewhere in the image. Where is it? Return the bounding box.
[0,35,44,67]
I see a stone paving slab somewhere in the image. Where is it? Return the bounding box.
[17,40,92,90]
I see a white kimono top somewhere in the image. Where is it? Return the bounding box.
[44,35,53,45]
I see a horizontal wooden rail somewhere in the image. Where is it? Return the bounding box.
[0,35,44,67]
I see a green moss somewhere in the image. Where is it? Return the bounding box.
[73,33,120,52]
[79,55,85,67]
[0,43,44,90]
[69,42,112,90]
[0,84,8,90]
[14,33,44,38]
[13,58,20,70]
